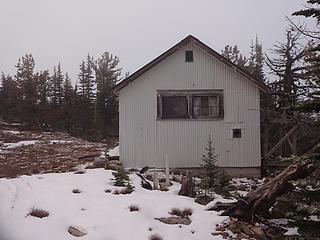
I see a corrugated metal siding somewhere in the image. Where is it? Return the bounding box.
[119,42,261,169]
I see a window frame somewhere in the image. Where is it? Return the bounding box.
[157,90,224,120]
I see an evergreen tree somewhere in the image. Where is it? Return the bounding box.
[14,54,39,126]
[78,55,95,103]
[199,135,230,196]
[221,45,247,69]
[292,1,320,113]
[0,74,18,121]
[94,52,121,135]
[50,63,64,107]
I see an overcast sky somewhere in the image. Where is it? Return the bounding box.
[0,0,308,82]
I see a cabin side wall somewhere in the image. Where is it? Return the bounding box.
[119,42,261,177]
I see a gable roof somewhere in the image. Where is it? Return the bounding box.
[113,35,269,93]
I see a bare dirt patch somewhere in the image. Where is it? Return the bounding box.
[0,126,117,178]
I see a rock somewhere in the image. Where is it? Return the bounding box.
[68,226,87,237]
[155,217,191,225]
[178,175,195,198]
[107,160,122,165]
[195,195,214,205]
[93,157,108,168]
[172,175,183,183]
[105,163,122,171]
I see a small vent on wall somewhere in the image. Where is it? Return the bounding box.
[185,50,193,62]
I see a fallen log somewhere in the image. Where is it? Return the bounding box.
[208,158,316,222]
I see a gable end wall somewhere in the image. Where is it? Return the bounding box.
[119,42,261,172]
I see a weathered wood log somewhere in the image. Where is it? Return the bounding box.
[136,173,153,190]
[208,160,315,222]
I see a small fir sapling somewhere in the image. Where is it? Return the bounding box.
[112,166,134,192]
[199,134,230,196]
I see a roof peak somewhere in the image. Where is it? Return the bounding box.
[113,35,269,93]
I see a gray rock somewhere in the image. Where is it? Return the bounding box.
[155,217,191,225]
[68,226,87,237]
[195,195,214,205]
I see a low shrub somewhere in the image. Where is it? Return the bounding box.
[129,204,140,212]
[27,207,49,218]
[149,233,163,240]
[72,189,82,194]
[169,207,193,218]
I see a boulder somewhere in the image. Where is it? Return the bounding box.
[195,195,214,205]
[155,217,191,225]
[68,226,87,237]
[107,160,122,165]
[105,163,122,171]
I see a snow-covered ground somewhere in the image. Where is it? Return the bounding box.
[0,169,228,240]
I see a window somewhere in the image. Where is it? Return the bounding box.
[192,95,219,118]
[232,129,242,138]
[161,96,188,118]
[157,90,223,119]
[185,50,193,62]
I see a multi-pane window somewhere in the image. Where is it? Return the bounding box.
[157,90,223,119]
[192,95,219,118]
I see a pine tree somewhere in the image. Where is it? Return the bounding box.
[14,54,39,126]
[221,45,248,69]
[78,55,95,103]
[0,74,18,121]
[94,52,121,135]
[50,63,64,107]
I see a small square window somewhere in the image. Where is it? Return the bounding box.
[233,129,241,138]
[185,50,193,62]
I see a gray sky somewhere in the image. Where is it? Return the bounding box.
[0,0,308,82]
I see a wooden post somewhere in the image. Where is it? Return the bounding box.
[153,171,159,190]
[165,155,170,187]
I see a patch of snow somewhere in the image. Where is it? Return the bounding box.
[49,140,74,144]
[0,169,229,240]
[284,227,299,236]
[4,140,38,149]
[309,215,320,221]
[3,130,22,134]
[107,145,119,156]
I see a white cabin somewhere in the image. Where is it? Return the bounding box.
[113,35,268,177]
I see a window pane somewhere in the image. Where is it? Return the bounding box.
[193,96,201,116]
[233,129,242,138]
[209,106,219,116]
[208,96,217,106]
[200,96,209,116]
[162,96,188,118]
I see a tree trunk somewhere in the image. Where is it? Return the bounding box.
[207,160,315,222]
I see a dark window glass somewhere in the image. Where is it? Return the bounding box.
[233,129,242,138]
[161,96,188,118]
[185,50,193,62]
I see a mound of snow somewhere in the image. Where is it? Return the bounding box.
[0,169,228,240]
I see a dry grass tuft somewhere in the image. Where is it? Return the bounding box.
[72,189,82,194]
[27,207,49,218]
[113,187,133,195]
[169,207,193,218]
[149,233,163,240]
[169,208,182,217]
[129,204,140,212]
[181,208,193,218]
